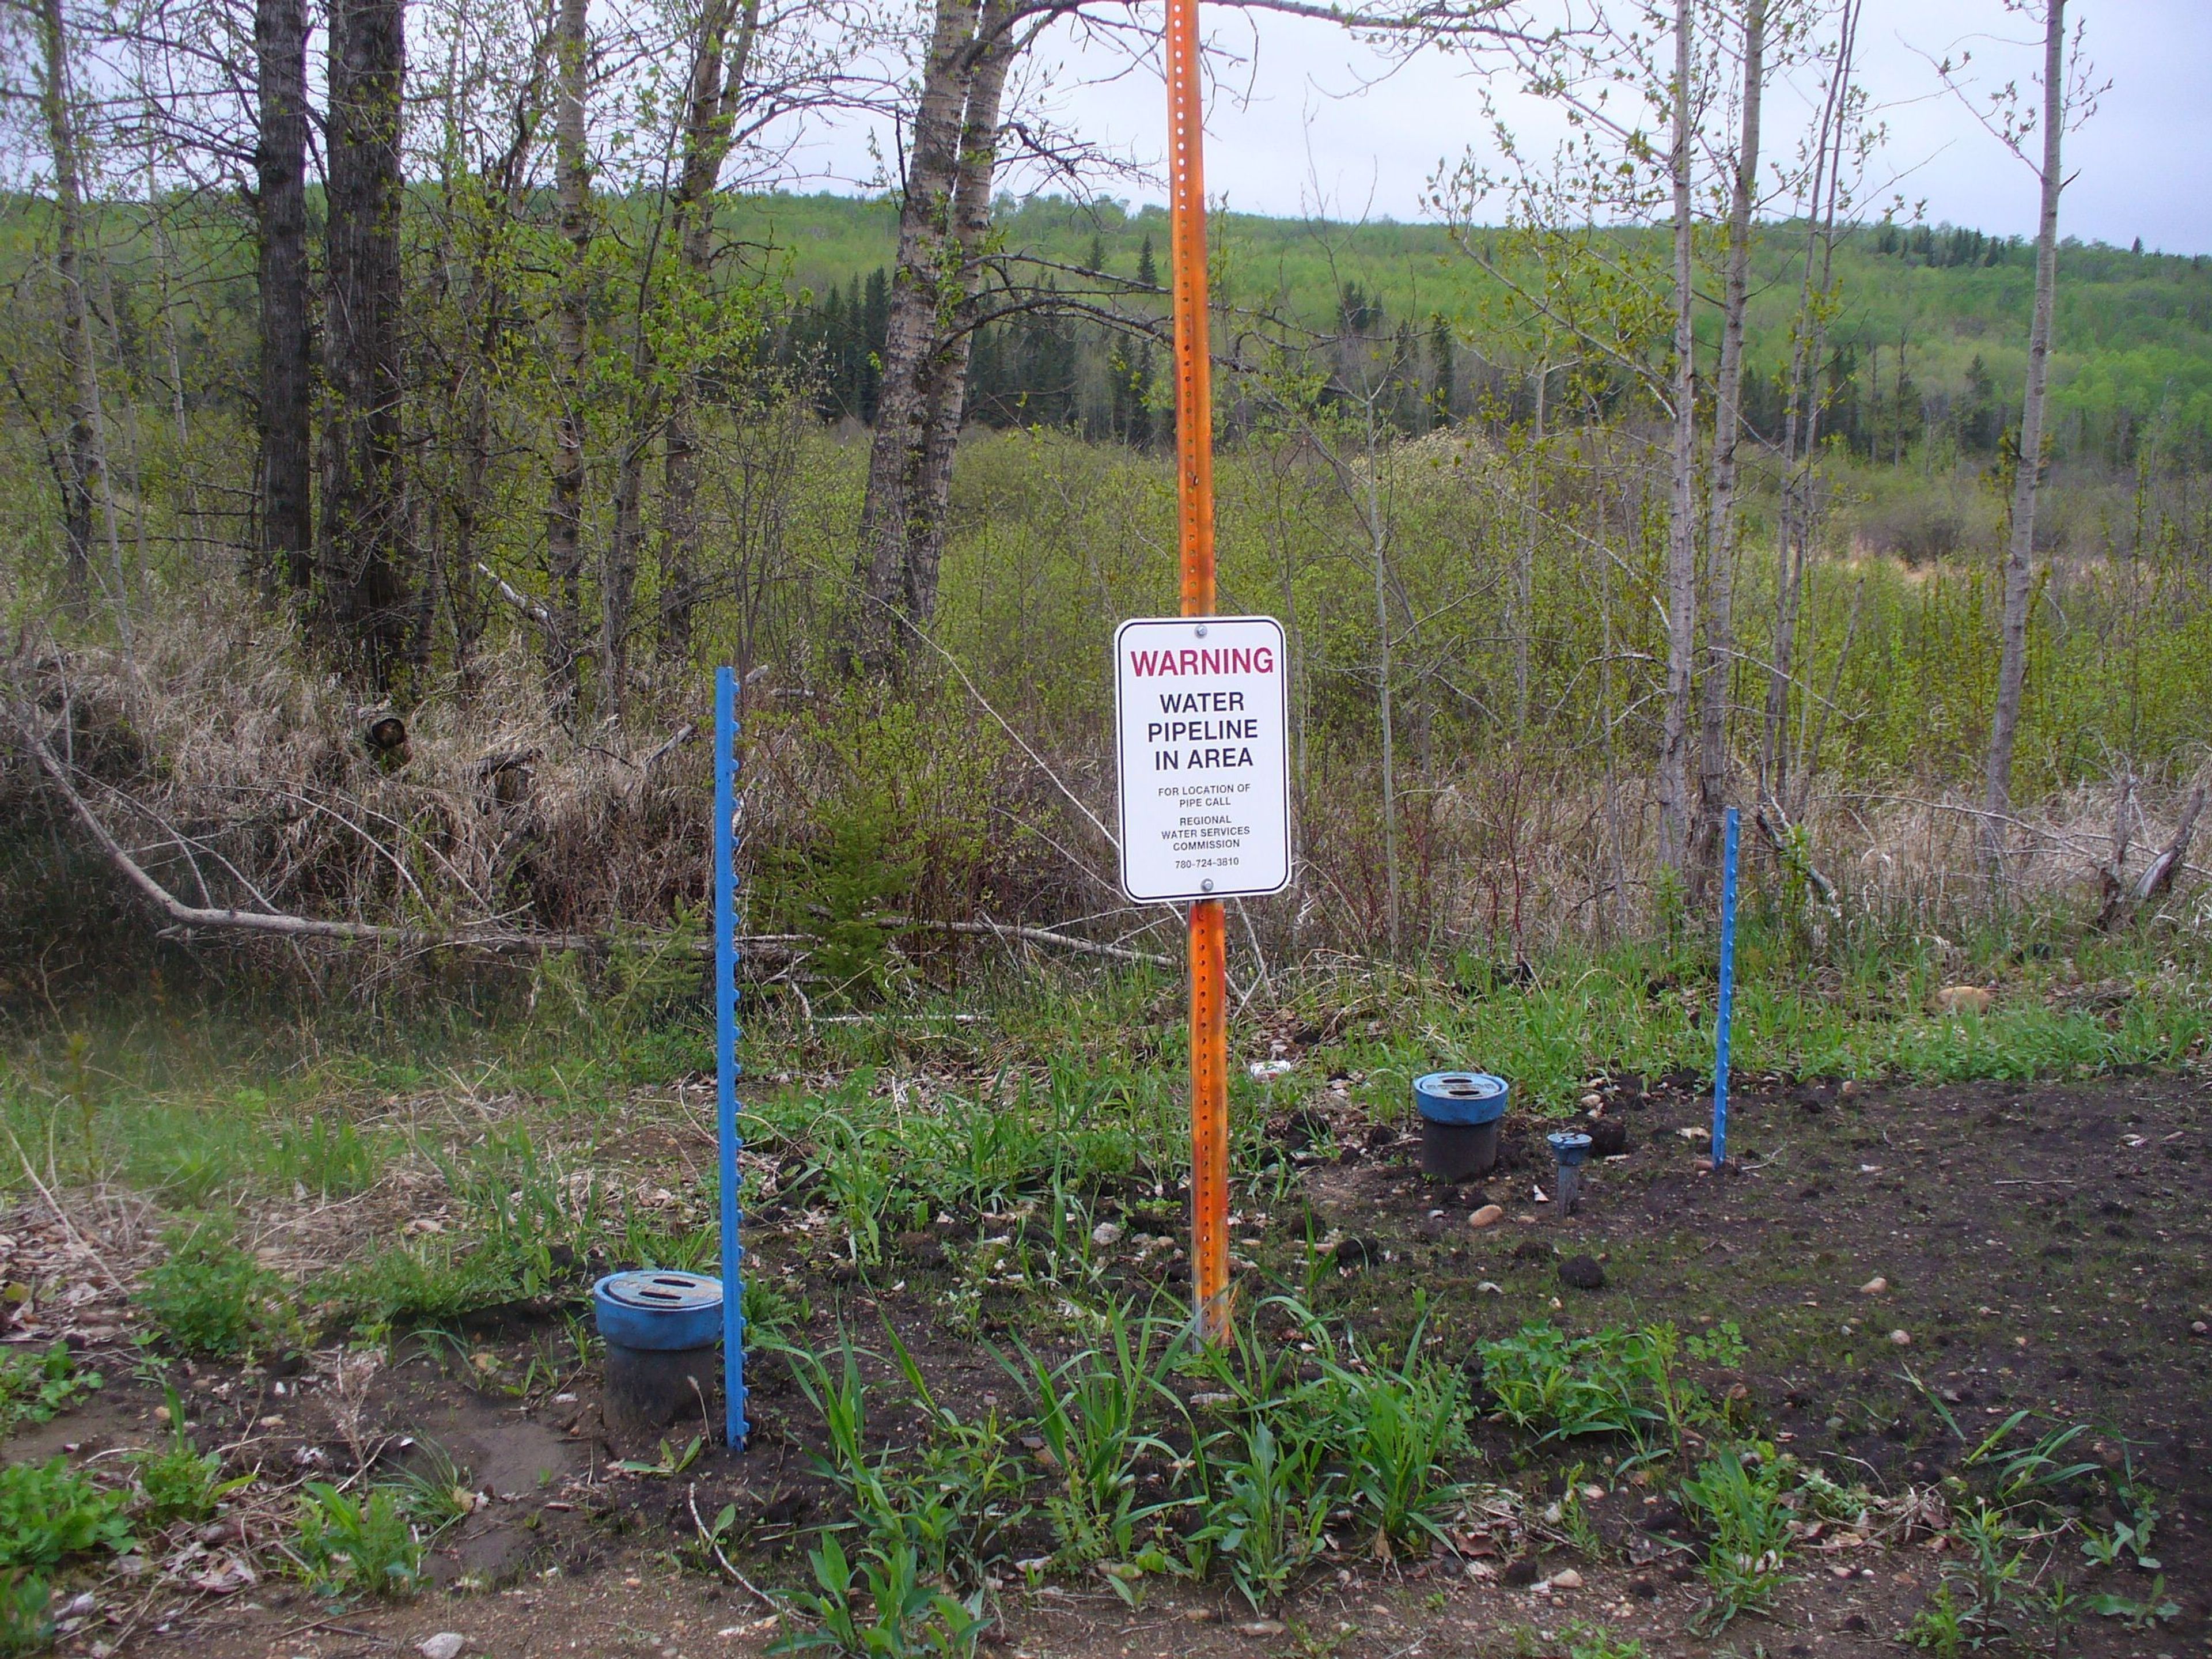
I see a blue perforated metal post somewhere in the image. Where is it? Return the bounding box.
[714,666,749,1448]
[1711,806,1740,1171]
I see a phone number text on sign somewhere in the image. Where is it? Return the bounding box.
[1113,615,1292,904]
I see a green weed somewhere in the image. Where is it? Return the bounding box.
[1477,1323,1669,1445]
[1904,1581,1968,1656]
[1196,1420,1333,1611]
[1679,1445,1792,1631]
[774,1535,989,1658]
[393,1442,476,1537]
[1560,1623,1647,1659]
[799,1332,1026,1589]
[0,1570,49,1657]
[0,1343,100,1440]
[267,1115,383,1197]
[135,1219,293,1358]
[1016,1305,1179,1570]
[289,1483,423,1599]
[130,1393,252,1527]
[0,1460,132,1569]
[2089,1576,2180,1630]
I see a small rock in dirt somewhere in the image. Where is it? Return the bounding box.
[1478,1281,1502,1294]
[1549,1568,1585,1590]
[1889,1329,1912,1346]
[1464,1559,1495,1580]
[1580,1093,1604,1110]
[1090,1221,1123,1248]
[1859,1276,1888,1295]
[1934,985,1992,1016]
[1502,1556,1540,1586]
[1181,1607,1219,1624]
[418,1637,467,1659]
[1559,1256,1606,1291]
[1234,1619,1287,1638]
[2190,1320,2209,1336]
[1676,1125,1710,1142]
[1468,1204,1504,1230]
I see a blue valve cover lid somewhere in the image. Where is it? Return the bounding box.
[593,1270,728,1351]
[1412,1071,1509,1126]
[1546,1131,1594,1166]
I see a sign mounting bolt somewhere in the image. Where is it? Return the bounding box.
[1201,878,1214,892]
[1194,623,1208,637]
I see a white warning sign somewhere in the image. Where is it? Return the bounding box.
[1113,615,1292,904]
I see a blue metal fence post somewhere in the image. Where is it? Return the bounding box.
[714,666,748,1448]
[1711,806,1740,1172]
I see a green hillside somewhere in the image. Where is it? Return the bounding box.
[740,191,2212,463]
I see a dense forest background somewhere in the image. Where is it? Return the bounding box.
[1,0,2207,999]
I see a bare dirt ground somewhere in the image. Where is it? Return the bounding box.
[5,1067,2207,1659]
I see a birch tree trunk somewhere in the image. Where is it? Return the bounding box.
[317,0,411,691]
[1691,0,1765,889]
[546,0,591,703]
[1982,0,2067,879]
[1656,0,1699,877]
[659,0,759,663]
[255,0,313,594]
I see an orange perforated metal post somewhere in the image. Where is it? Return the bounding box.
[1167,0,1229,1344]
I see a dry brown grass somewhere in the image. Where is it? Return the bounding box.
[5,588,2206,986]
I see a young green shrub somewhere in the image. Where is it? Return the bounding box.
[289,1483,422,1599]
[135,1219,292,1358]
[0,1343,101,1440]
[0,1460,132,1569]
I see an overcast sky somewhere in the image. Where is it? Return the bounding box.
[803,1,2212,254]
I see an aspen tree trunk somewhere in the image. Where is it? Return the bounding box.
[1514,363,1544,741]
[1982,0,2067,880]
[35,0,113,624]
[1691,0,1765,889]
[848,0,1008,676]
[1764,0,1857,810]
[255,0,313,593]
[1656,0,1698,877]
[546,0,590,702]
[658,0,759,662]
[907,0,1013,630]
[318,0,410,691]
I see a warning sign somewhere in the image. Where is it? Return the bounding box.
[1113,615,1291,904]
